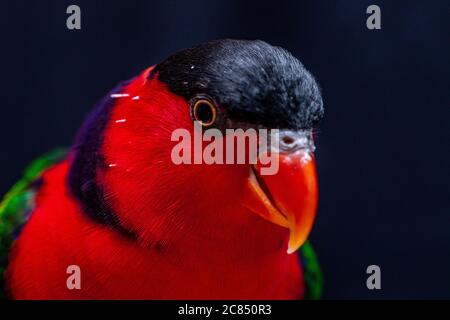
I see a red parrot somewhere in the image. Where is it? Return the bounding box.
[0,39,324,299]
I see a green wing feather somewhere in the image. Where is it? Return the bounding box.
[299,240,323,300]
[0,149,67,298]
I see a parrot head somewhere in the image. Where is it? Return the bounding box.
[69,39,324,256]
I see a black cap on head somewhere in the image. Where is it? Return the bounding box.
[152,39,324,131]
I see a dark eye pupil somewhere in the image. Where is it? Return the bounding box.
[196,102,213,123]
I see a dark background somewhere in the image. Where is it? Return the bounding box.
[1,0,449,299]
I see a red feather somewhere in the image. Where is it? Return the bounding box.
[6,68,304,299]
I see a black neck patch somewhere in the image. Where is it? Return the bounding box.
[68,81,136,239]
[152,39,324,130]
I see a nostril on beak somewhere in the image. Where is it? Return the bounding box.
[282,136,295,146]
[279,131,299,151]
[277,130,314,153]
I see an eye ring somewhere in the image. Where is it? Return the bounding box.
[191,98,217,127]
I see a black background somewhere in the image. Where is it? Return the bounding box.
[1,0,449,299]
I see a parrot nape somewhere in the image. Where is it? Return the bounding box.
[0,39,324,300]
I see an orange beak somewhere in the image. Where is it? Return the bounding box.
[244,149,318,254]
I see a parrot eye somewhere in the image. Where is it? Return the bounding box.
[191,97,217,127]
